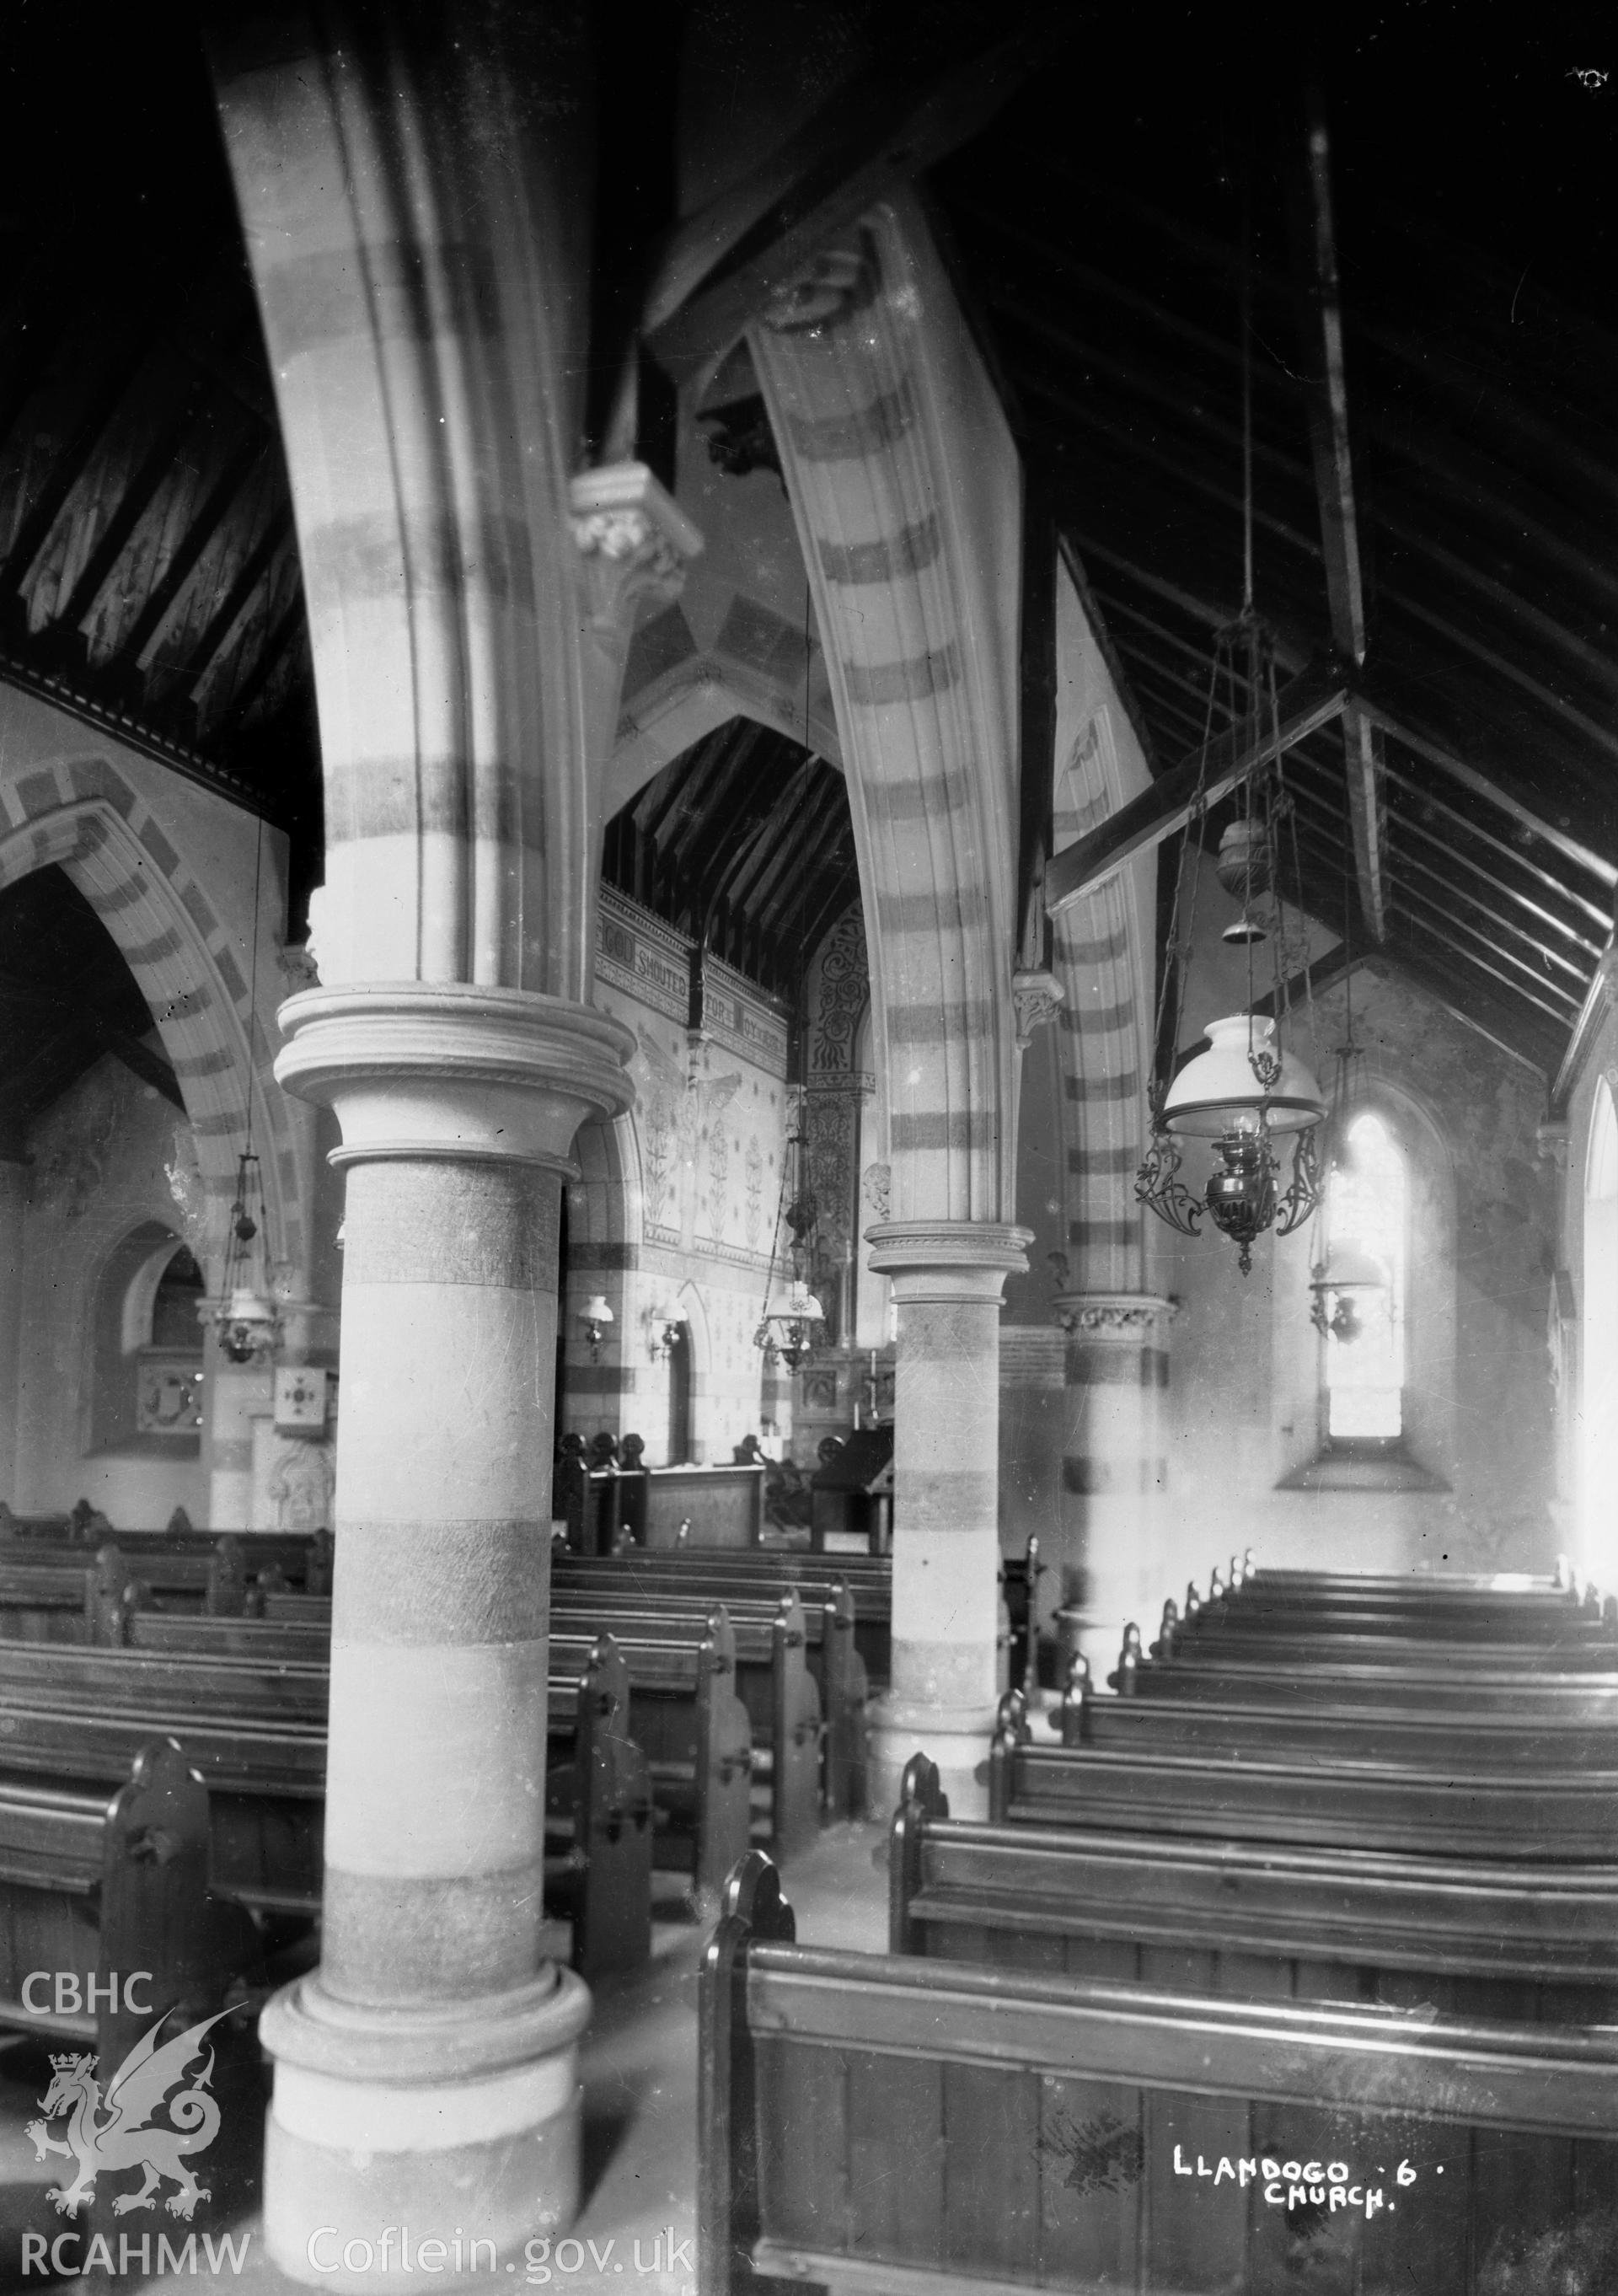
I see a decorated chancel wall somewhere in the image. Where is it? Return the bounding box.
[561,888,794,1462]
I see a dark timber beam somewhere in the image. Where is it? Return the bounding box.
[642,24,1047,388]
[1294,89,1387,945]
[1044,656,1349,916]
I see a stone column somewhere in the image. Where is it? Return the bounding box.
[1053,1291,1174,1672]
[265,984,633,2283]
[865,1220,1030,1817]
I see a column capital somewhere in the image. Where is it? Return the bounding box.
[1010,965,1066,1051]
[570,460,703,629]
[865,1219,1031,1301]
[1535,1119,1572,1171]
[1053,1290,1178,1339]
[275,983,635,1175]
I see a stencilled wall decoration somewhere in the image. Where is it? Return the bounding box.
[744,1136,765,1250]
[809,900,870,1078]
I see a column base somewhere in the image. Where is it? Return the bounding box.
[865,1692,1000,1821]
[260,1968,591,2290]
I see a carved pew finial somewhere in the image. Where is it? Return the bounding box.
[1109,1621,1142,1695]
[1060,1650,1090,1746]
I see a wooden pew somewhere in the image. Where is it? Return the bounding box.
[551,1591,832,1842]
[131,1585,814,1860]
[700,1853,1618,2296]
[0,1545,126,1642]
[0,1638,656,1982]
[544,1636,654,1981]
[1110,1624,1618,1719]
[1222,1574,1593,1624]
[177,1577,832,1849]
[987,1710,1618,1860]
[0,1536,249,1628]
[549,1599,815,1861]
[1060,1660,1618,1771]
[0,1526,333,1610]
[575,1547,896,1686]
[0,1736,259,2078]
[890,1755,1618,2021]
[1158,1610,1618,1669]
[552,1564,866,1816]
[549,1614,752,1908]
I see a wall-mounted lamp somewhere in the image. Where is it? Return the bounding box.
[647,1300,685,1361]
[579,1295,615,1365]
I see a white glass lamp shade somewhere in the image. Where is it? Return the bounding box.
[1164,1014,1326,1139]
[580,1296,614,1328]
[1313,1241,1386,1294]
[765,1279,825,1324]
[650,1300,685,1330]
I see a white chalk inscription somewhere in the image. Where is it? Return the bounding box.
[1172,2146,1426,2217]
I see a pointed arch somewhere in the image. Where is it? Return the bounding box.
[0,764,299,1274]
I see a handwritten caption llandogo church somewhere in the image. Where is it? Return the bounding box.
[1173,2146,1428,2218]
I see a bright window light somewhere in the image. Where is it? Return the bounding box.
[1325,1111,1405,1440]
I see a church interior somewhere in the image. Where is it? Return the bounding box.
[0,3,1613,2289]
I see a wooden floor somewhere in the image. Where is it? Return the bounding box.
[0,1822,889,2292]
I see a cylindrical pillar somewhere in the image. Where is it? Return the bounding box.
[265,983,633,2290]
[864,1221,1030,1817]
[1053,1292,1173,1673]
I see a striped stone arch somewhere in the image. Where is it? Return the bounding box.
[749,196,1021,1228]
[1053,706,1149,1293]
[0,754,300,1275]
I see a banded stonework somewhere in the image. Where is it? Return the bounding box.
[750,196,1021,1232]
[1053,1290,1176,1665]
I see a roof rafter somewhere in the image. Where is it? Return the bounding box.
[1046,656,1350,915]
[1292,89,1387,945]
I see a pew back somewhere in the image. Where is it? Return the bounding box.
[988,1734,1618,1860]
[701,1856,1618,2296]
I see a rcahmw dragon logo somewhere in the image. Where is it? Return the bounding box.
[26,2010,229,2218]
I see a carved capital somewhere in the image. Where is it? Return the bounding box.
[570,462,703,629]
[1535,1120,1572,1171]
[1011,967,1065,1052]
[280,941,320,995]
[860,1161,891,1225]
[759,236,873,335]
[1053,1290,1179,1339]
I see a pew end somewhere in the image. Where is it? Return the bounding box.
[988,1692,1032,1823]
[558,1635,654,1983]
[698,1852,797,2296]
[889,1755,949,1953]
[1108,1621,1143,1694]
[1058,1651,1090,1746]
